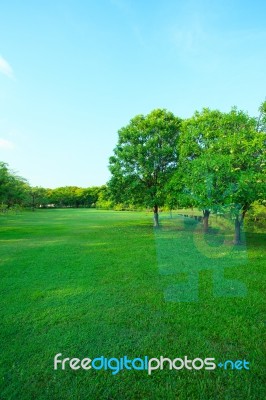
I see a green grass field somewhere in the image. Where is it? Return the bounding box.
[0,209,265,399]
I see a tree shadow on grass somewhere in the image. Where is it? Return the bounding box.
[244,231,266,248]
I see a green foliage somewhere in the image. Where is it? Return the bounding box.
[173,107,266,220]
[257,100,266,132]
[25,186,49,209]
[34,185,108,209]
[0,163,111,211]
[0,161,28,208]
[245,201,266,232]
[108,109,182,209]
[95,185,113,209]
[1,100,265,232]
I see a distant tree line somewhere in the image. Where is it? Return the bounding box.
[0,166,110,210]
[27,185,110,209]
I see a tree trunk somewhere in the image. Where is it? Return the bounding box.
[153,204,159,227]
[234,216,241,245]
[234,206,249,245]
[203,209,210,233]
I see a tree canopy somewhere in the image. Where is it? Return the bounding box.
[170,107,266,242]
[108,109,182,226]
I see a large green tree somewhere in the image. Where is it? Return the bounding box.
[173,107,265,243]
[108,109,182,226]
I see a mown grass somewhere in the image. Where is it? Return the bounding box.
[0,209,265,400]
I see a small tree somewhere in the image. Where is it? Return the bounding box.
[27,186,48,210]
[108,109,182,226]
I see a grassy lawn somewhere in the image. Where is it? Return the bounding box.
[0,209,265,399]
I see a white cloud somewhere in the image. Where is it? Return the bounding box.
[0,55,14,79]
[0,138,14,149]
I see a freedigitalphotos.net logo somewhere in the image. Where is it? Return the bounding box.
[54,354,250,375]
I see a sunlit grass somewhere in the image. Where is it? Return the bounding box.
[0,209,265,399]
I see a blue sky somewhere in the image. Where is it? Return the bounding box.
[0,0,265,188]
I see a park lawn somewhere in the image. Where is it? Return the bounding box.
[0,209,265,400]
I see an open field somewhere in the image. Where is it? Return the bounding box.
[0,209,265,399]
